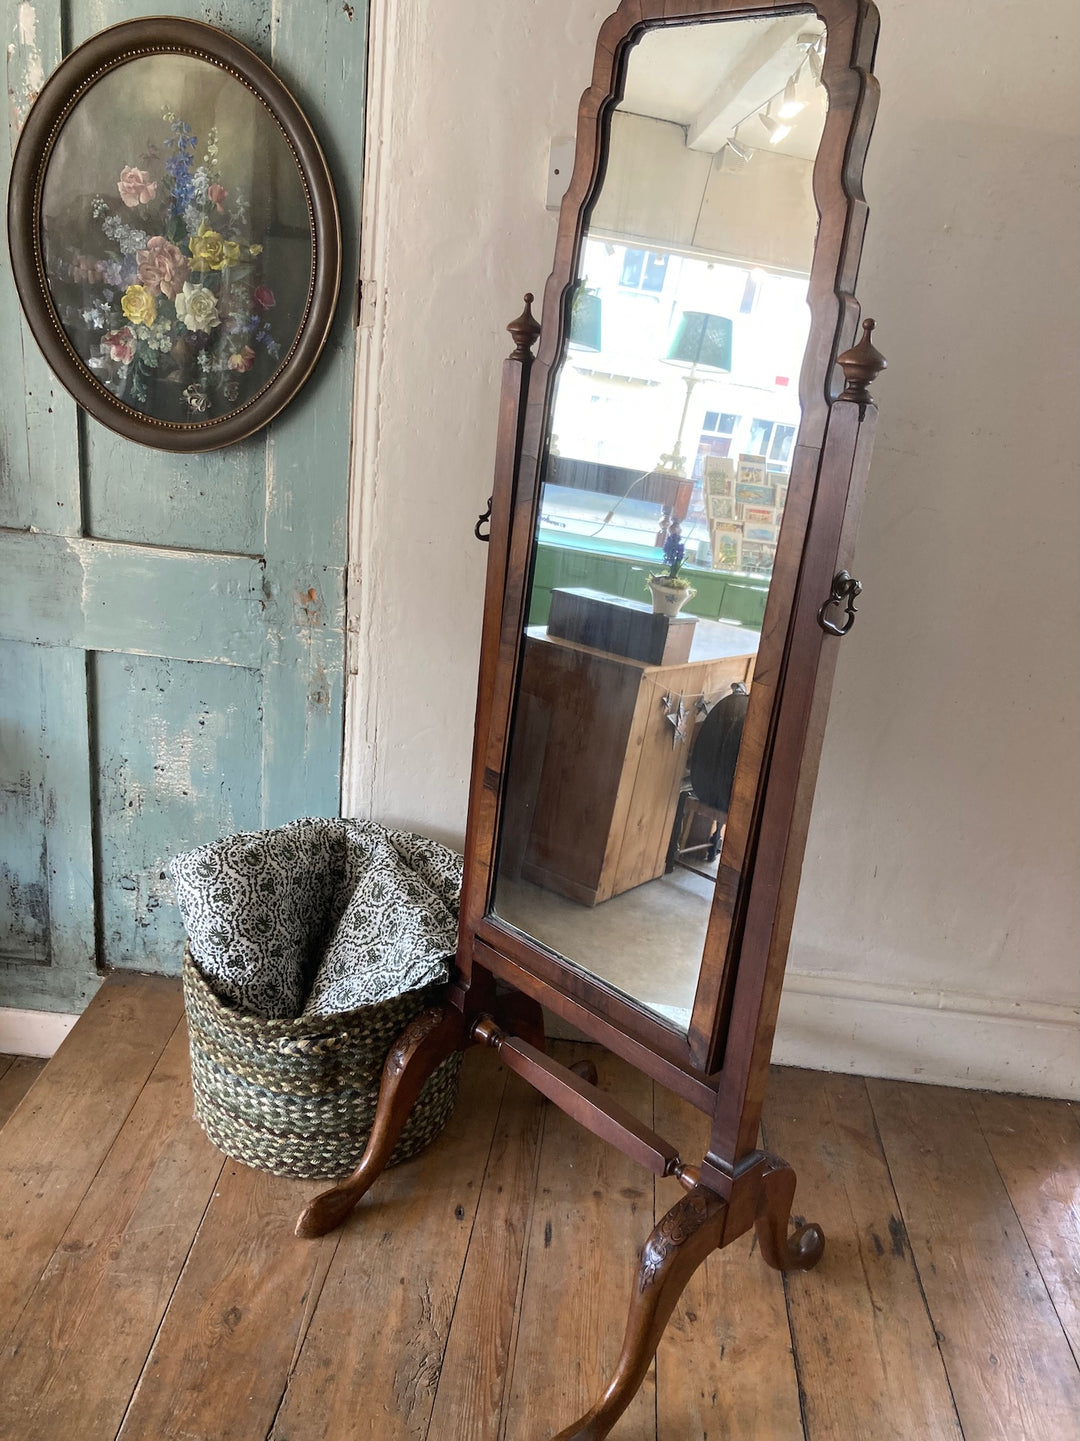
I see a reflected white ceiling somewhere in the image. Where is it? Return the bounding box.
[618,14,827,161]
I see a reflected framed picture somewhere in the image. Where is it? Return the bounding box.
[710,520,742,570]
[7,17,340,451]
[735,453,768,487]
[735,482,775,508]
[703,455,735,519]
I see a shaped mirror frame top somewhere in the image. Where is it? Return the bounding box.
[491,13,832,1040]
[459,0,882,1087]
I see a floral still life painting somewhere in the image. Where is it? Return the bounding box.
[9,21,340,449]
[40,55,310,428]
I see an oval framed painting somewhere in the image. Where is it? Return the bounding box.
[7,17,341,451]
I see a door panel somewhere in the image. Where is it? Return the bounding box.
[0,641,96,1009]
[0,641,51,968]
[82,430,267,555]
[0,0,365,1011]
[93,652,264,970]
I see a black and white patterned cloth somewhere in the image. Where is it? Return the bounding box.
[168,818,463,1021]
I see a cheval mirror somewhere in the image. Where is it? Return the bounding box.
[298,1,885,1435]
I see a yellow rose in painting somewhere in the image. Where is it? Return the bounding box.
[189,221,226,272]
[222,240,241,268]
[120,284,156,328]
[248,244,263,257]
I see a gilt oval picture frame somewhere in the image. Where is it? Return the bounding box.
[7,17,341,451]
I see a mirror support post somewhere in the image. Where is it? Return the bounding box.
[313,2,888,1434]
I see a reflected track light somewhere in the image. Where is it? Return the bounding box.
[778,76,806,119]
[759,109,792,145]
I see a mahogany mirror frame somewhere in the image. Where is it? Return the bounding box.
[295,3,885,1433]
[459,0,882,1107]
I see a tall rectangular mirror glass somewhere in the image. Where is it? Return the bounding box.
[492,11,829,1036]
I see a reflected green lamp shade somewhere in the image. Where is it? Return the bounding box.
[569,289,602,351]
[666,311,733,371]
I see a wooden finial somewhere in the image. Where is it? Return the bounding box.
[507,293,541,360]
[837,318,886,407]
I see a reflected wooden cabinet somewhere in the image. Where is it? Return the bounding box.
[502,622,756,905]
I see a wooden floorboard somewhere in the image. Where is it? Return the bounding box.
[424,1064,546,1441]
[267,1048,511,1441]
[502,1045,656,1441]
[763,1068,962,1441]
[867,1078,1080,1441]
[1,976,1077,1441]
[114,1160,341,1441]
[0,1025,223,1441]
[0,1055,46,1128]
[970,1091,1080,1366]
[0,973,183,1345]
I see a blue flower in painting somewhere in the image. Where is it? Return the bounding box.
[163,116,198,221]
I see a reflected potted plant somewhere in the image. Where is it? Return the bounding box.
[647,520,696,617]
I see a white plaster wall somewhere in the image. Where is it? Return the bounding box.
[345,0,1079,1094]
[781,0,1079,1094]
[345,0,611,841]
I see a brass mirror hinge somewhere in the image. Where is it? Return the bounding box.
[817,570,862,636]
[475,496,493,542]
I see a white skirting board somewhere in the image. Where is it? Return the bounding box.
[546,973,1078,1099]
[773,972,1079,1100]
[0,1007,80,1058]
[4,982,1076,1098]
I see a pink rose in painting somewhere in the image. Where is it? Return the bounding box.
[117,166,157,207]
[136,236,191,301]
[253,286,275,311]
[102,326,137,364]
[227,345,256,373]
[207,183,227,213]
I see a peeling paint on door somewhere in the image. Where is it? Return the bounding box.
[0,0,367,1010]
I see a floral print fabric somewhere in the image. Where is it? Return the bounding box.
[169,819,463,1021]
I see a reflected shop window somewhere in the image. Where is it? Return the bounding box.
[494,13,828,1034]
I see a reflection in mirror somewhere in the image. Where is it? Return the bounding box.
[494,12,828,1034]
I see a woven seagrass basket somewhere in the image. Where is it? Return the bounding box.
[183,951,462,1180]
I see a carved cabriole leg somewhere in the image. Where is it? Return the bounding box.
[294,1004,465,1239]
[551,1185,728,1441]
[753,1154,825,1272]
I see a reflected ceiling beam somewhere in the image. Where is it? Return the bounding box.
[686,16,809,154]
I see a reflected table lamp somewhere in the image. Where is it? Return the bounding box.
[657,310,733,475]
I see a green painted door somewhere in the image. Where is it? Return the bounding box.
[0,0,365,1012]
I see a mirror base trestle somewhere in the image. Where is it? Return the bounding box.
[294,983,823,1441]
